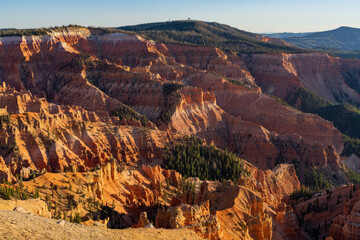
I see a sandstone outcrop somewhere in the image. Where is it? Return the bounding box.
[155,200,222,240]
[329,188,360,240]
[21,161,182,224]
[171,164,300,240]
[133,211,150,228]
[202,182,272,240]
[0,198,51,218]
[241,163,301,206]
[274,203,301,239]
[142,165,181,189]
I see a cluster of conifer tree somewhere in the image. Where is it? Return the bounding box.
[0,28,48,37]
[0,179,39,200]
[0,25,86,37]
[163,137,249,183]
[290,185,315,201]
[162,82,184,97]
[284,87,360,159]
[111,105,148,127]
[119,21,308,54]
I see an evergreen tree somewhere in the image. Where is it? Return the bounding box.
[163,137,249,183]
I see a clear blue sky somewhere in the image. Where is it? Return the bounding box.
[0,0,359,33]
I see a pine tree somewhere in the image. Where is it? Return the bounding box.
[47,200,52,211]
[56,210,62,219]
[33,187,40,198]
[74,213,81,224]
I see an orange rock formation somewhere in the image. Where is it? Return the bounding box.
[0,28,357,239]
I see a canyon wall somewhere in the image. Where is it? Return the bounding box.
[1,29,359,239]
[0,31,346,177]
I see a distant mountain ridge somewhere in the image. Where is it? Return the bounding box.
[118,20,308,54]
[284,26,360,51]
[263,32,314,39]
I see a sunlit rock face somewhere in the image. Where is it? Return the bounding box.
[1,28,357,239]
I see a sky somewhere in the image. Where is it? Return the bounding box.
[0,0,360,33]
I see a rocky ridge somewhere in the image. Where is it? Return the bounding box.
[0,209,202,240]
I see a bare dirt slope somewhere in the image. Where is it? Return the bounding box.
[0,210,202,240]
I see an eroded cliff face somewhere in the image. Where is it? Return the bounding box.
[0,31,345,175]
[247,53,360,105]
[21,161,182,224]
[152,44,344,172]
[0,83,166,182]
[167,81,343,175]
[329,187,360,240]
[169,163,300,240]
[289,184,360,240]
[0,29,356,239]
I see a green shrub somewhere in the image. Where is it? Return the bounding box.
[0,185,15,200]
[0,182,30,200]
[342,135,360,157]
[305,166,333,192]
[74,213,82,224]
[344,166,360,184]
[159,110,173,124]
[0,114,10,128]
[162,82,184,97]
[290,185,315,201]
[33,187,40,198]
[291,163,333,195]
[0,142,20,158]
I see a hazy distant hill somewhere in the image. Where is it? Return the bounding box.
[118,20,308,54]
[263,32,313,39]
[0,28,16,31]
[284,26,360,51]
